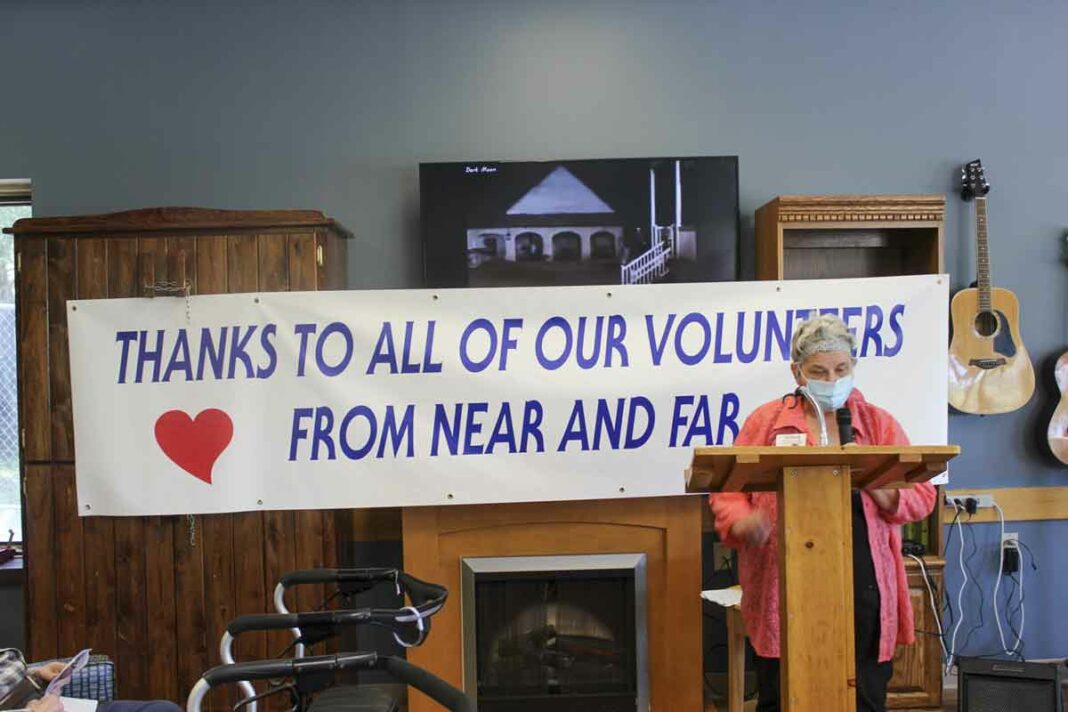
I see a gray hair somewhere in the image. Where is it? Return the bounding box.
[790,313,857,364]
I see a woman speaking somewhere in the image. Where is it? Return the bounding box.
[711,314,936,712]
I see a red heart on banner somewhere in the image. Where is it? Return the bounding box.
[154,409,234,484]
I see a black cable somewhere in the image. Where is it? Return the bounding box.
[1006,548,1030,661]
[941,507,962,633]
[316,589,343,611]
[907,552,948,661]
[952,525,1034,663]
[914,628,949,638]
[1008,576,1025,661]
[1004,573,1024,661]
[1003,573,1017,620]
[957,513,987,655]
[275,638,299,660]
[1016,541,1040,570]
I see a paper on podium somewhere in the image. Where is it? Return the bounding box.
[700,585,742,608]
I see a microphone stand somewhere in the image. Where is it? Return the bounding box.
[797,386,830,446]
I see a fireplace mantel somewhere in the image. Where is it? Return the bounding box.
[402,495,704,711]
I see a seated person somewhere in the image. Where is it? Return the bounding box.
[1,648,181,712]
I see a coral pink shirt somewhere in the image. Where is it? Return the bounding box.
[710,389,936,663]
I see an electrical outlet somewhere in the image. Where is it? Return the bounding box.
[1001,532,1020,575]
[947,493,997,509]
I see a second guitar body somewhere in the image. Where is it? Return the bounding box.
[1049,353,1068,464]
[948,285,1035,414]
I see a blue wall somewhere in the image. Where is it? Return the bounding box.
[2,0,1065,659]
[941,519,1065,661]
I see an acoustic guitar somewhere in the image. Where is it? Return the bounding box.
[1047,234,1068,464]
[948,159,1035,414]
[1049,354,1068,464]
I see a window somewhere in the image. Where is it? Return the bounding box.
[0,180,30,543]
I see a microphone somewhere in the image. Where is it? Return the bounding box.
[836,408,854,446]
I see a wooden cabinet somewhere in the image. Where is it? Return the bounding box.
[8,207,351,709]
[755,195,944,281]
[754,194,947,709]
[888,559,945,709]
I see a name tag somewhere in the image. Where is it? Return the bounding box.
[775,433,807,447]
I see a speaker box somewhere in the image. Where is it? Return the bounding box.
[958,657,1064,712]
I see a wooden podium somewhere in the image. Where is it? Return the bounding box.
[687,446,958,712]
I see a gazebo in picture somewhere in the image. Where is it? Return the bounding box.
[465,162,696,287]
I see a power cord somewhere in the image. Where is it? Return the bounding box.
[1004,573,1025,661]
[956,512,987,654]
[943,504,1040,665]
[907,553,948,661]
[945,501,969,675]
[940,507,963,634]
[992,503,1023,657]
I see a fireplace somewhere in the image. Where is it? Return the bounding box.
[460,554,649,712]
[401,496,703,712]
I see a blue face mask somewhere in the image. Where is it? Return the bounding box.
[805,375,854,412]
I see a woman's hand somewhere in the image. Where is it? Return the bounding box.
[730,510,772,547]
[868,489,900,512]
[27,695,64,712]
[30,661,67,683]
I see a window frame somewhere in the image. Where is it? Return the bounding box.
[0,179,31,205]
[0,179,31,549]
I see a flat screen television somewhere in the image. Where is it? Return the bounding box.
[420,156,739,288]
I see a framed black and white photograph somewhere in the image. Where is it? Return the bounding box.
[420,156,739,288]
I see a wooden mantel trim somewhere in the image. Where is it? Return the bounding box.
[771,194,946,223]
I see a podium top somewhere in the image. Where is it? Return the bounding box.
[686,445,959,493]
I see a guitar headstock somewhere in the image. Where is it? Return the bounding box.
[960,159,991,201]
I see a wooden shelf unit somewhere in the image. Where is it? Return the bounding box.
[756,195,944,281]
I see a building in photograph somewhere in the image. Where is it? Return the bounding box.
[465,163,695,286]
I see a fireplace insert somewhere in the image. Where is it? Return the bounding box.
[461,554,648,712]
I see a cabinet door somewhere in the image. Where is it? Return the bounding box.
[887,567,943,709]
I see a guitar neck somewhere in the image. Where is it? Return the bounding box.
[976,197,992,311]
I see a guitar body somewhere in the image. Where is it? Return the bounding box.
[948,286,1035,414]
[1048,352,1068,464]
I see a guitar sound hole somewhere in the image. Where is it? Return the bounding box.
[974,311,999,337]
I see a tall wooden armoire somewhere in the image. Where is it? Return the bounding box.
[755,194,946,710]
[8,207,351,709]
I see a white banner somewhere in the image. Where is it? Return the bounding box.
[68,275,948,516]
